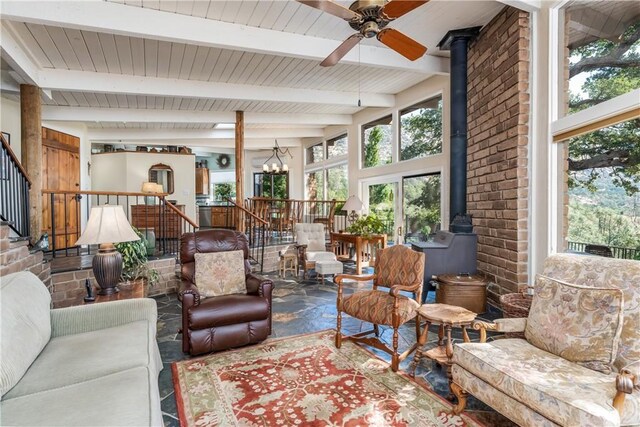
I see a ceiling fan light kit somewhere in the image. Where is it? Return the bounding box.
[299,0,429,67]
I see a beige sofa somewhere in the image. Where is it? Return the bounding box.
[0,271,163,426]
[451,254,639,427]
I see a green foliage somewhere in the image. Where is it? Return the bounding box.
[400,102,443,161]
[363,125,392,168]
[115,227,159,285]
[261,174,288,199]
[568,201,640,250]
[404,175,441,235]
[567,21,640,195]
[214,182,234,201]
[327,165,348,202]
[346,214,386,239]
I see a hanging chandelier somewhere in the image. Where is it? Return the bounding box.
[262,140,292,175]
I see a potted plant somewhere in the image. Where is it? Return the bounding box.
[346,213,386,239]
[115,227,160,286]
[214,182,234,202]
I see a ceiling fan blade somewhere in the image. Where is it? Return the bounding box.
[380,0,429,19]
[377,28,427,61]
[320,33,363,67]
[297,0,361,21]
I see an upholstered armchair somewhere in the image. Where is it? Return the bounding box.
[335,245,425,372]
[451,254,640,427]
[295,223,337,278]
[178,229,273,356]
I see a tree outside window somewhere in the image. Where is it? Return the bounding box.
[305,171,325,200]
[562,3,640,258]
[362,116,392,168]
[306,143,324,164]
[254,173,288,199]
[400,96,443,161]
[327,134,347,158]
[327,164,348,210]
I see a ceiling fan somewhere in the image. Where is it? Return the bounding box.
[297,0,429,67]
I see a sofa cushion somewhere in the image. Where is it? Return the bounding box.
[0,272,52,397]
[453,339,621,426]
[342,290,419,326]
[195,250,246,297]
[3,320,155,399]
[0,367,161,427]
[525,275,624,374]
[542,254,640,375]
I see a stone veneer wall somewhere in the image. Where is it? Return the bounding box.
[51,257,179,308]
[0,224,51,286]
[466,6,531,303]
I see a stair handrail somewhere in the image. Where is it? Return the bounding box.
[225,198,269,225]
[161,197,198,229]
[1,134,31,186]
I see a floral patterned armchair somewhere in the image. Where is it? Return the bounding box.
[451,253,639,426]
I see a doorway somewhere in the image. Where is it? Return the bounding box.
[402,173,442,243]
[41,127,80,250]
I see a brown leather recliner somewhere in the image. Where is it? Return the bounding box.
[178,229,274,355]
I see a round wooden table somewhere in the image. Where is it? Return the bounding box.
[409,303,477,398]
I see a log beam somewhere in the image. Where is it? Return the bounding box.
[235,111,245,233]
[20,84,42,243]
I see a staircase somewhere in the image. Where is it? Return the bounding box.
[1,134,31,238]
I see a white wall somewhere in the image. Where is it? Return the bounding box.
[1,97,22,160]
[91,152,197,220]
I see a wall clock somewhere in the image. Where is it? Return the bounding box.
[216,154,231,169]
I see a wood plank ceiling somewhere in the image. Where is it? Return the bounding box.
[0,0,504,148]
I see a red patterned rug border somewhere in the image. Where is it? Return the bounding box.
[172,328,484,426]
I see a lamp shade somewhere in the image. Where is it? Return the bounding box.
[75,205,140,245]
[141,182,157,193]
[154,183,164,194]
[343,195,363,212]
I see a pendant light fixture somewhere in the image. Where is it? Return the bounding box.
[262,140,292,175]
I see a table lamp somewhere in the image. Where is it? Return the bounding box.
[75,205,140,295]
[343,195,363,224]
[142,181,158,204]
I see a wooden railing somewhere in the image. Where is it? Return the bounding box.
[42,189,198,258]
[225,198,267,272]
[1,134,31,238]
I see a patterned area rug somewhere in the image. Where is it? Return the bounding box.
[172,330,483,427]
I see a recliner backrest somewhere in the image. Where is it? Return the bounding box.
[180,229,251,284]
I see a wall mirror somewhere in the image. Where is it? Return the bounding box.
[149,163,174,194]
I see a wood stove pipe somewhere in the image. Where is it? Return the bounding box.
[438,27,480,233]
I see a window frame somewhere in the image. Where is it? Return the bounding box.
[326,133,348,160]
[361,114,393,169]
[253,172,290,199]
[398,95,444,162]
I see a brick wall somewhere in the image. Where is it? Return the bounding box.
[0,224,51,287]
[51,257,179,308]
[467,6,530,302]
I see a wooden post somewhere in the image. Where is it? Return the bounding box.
[235,110,245,232]
[20,84,42,243]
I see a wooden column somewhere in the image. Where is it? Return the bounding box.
[20,84,42,243]
[235,110,245,232]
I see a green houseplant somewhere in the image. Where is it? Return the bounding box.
[115,227,160,286]
[346,213,386,239]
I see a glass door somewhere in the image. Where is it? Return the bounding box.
[367,182,399,243]
[402,173,441,243]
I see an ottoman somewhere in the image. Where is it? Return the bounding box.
[316,260,343,283]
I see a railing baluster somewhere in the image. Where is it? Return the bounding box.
[50,192,56,258]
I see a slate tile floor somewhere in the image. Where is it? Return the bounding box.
[154,271,516,427]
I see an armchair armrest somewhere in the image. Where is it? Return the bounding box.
[472,318,527,343]
[246,273,274,299]
[51,298,158,338]
[389,284,420,297]
[178,280,201,306]
[614,362,639,417]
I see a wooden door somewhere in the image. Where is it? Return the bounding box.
[42,128,81,250]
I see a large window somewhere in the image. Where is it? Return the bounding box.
[306,142,324,165]
[327,164,348,208]
[253,173,289,199]
[327,134,348,158]
[563,2,640,117]
[403,174,441,242]
[551,2,640,259]
[400,96,443,161]
[362,115,392,168]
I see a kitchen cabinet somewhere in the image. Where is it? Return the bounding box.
[195,168,209,195]
[211,206,236,228]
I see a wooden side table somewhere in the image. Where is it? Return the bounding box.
[278,252,298,278]
[409,303,477,398]
[84,279,147,304]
